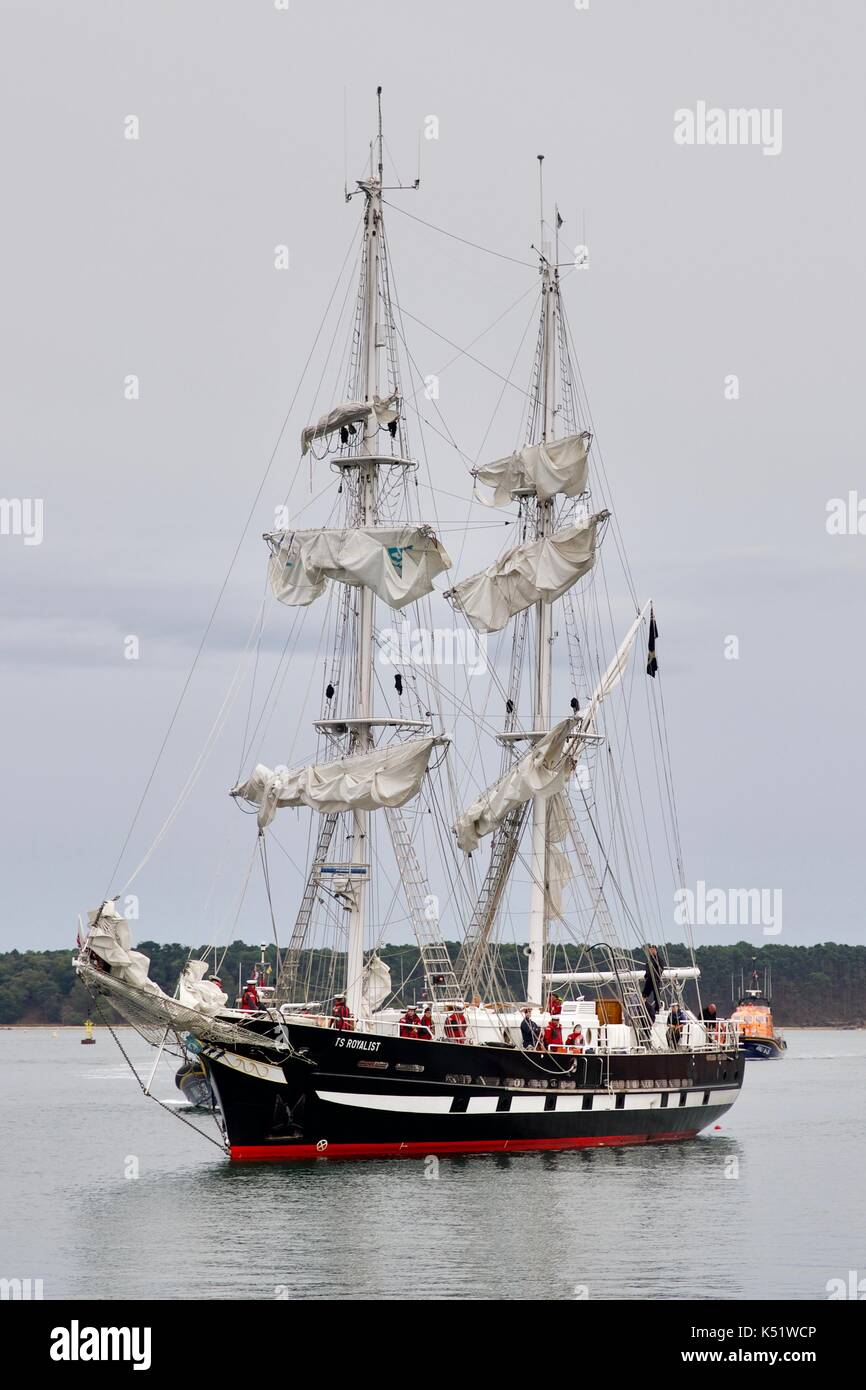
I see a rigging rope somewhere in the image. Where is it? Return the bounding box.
[103,218,363,899]
[381,198,537,268]
[84,987,226,1152]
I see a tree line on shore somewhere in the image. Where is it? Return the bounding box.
[1,939,864,1026]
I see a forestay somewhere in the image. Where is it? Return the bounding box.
[446,513,606,633]
[266,525,451,609]
[474,431,592,507]
[232,736,438,829]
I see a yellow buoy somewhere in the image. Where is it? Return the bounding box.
[81,1018,96,1045]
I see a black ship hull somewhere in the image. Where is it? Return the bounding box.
[195,1021,744,1162]
[741,1036,786,1060]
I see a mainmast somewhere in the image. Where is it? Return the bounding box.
[527,158,557,1006]
[345,90,385,1021]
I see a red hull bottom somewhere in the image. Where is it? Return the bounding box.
[230,1130,699,1163]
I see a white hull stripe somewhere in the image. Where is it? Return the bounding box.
[317,1090,454,1114]
[466,1095,499,1114]
[315,1088,740,1116]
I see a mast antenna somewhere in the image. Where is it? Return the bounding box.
[346,89,420,201]
[377,85,384,184]
[537,154,545,254]
[343,86,349,202]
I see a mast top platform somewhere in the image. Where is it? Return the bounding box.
[314,718,437,735]
[328,454,416,471]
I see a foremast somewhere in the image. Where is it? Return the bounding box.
[234,91,462,1017]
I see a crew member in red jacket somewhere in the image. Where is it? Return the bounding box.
[444,1007,467,1043]
[330,995,354,1031]
[240,979,260,1011]
[543,1016,564,1051]
[417,1006,434,1040]
[400,1006,422,1039]
[546,993,563,1016]
[565,1025,584,1053]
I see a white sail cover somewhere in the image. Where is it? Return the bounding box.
[474,432,591,507]
[266,525,451,610]
[232,736,437,829]
[300,391,400,456]
[447,513,606,634]
[455,719,577,853]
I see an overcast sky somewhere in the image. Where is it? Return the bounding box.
[2,0,864,955]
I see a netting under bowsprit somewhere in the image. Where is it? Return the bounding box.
[75,960,286,1052]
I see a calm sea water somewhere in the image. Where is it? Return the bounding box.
[1,1028,863,1301]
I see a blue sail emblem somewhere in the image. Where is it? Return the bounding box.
[387,544,414,575]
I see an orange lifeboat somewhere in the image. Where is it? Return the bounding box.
[730,970,786,1059]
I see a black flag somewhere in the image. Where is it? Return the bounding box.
[646,607,659,678]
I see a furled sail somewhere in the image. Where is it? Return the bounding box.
[547,841,573,921]
[362,954,392,1013]
[300,391,400,456]
[266,525,451,610]
[455,719,577,853]
[446,513,607,634]
[84,904,228,1014]
[453,608,647,855]
[85,902,163,995]
[232,736,438,829]
[474,431,592,507]
[178,959,229,1014]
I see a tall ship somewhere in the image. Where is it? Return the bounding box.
[730,966,786,1059]
[75,96,744,1161]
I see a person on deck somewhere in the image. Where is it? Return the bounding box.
[417,1006,434,1041]
[240,979,260,1011]
[520,1008,541,1050]
[543,1016,564,1051]
[667,1003,684,1050]
[400,1006,422,1039]
[330,995,353,1031]
[701,1001,719,1043]
[444,1007,467,1043]
[546,993,563,1016]
[641,944,664,1022]
[565,1024,584,1053]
